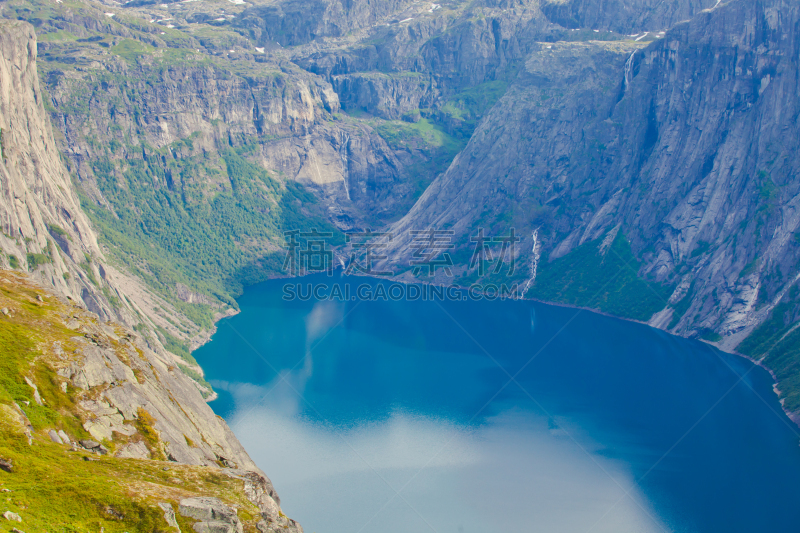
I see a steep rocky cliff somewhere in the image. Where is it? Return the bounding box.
[0,20,120,321]
[0,18,302,531]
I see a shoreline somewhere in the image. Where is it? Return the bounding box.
[191,271,800,430]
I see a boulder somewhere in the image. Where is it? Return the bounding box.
[179,497,238,523]
[0,459,13,473]
[47,430,63,444]
[3,511,21,522]
[179,497,242,533]
[115,441,150,459]
[193,521,240,533]
[79,439,100,450]
[157,502,180,530]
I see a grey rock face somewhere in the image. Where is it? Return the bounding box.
[179,497,243,533]
[385,0,800,347]
[47,430,62,444]
[192,522,240,533]
[179,497,239,523]
[115,441,151,460]
[158,502,181,531]
[0,21,133,325]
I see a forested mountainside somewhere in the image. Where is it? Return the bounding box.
[2,0,800,416]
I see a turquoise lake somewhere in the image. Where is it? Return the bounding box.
[193,273,800,533]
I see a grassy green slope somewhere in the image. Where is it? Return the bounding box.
[0,272,266,532]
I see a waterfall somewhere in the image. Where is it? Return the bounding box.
[339,131,351,200]
[519,229,540,299]
[623,51,635,92]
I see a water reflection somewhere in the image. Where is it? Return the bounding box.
[228,402,664,533]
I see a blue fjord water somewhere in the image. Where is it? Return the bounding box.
[194,274,800,533]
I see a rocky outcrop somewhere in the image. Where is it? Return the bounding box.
[0,20,119,320]
[54,303,259,469]
[331,72,434,120]
[180,497,244,533]
[0,270,301,531]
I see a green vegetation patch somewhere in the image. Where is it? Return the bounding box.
[528,232,673,321]
[375,118,466,199]
[739,296,800,412]
[110,38,156,62]
[26,252,52,271]
[439,80,509,138]
[83,145,342,324]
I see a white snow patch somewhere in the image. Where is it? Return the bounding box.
[399,17,414,23]
[635,32,649,41]
[255,47,265,54]
[105,12,114,17]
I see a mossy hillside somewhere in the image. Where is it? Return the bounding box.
[527,233,674,322]
[82,144,342,327]
[0,273,265,531]
[0,274,87,436]
[0,424,264,532]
